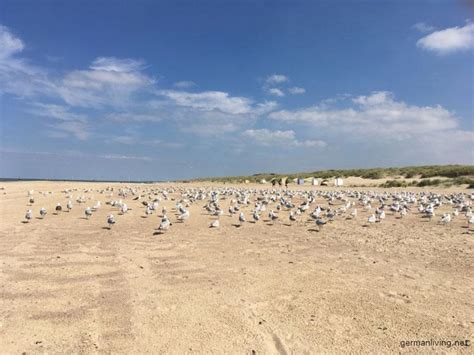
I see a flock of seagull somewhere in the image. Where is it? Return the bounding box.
[21,185,474,234]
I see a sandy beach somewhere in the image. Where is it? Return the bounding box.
[0,181,472,354]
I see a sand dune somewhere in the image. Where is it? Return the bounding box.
[0,181,472,353]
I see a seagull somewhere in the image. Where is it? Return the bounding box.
[55,203,62,213]
[145,205,153,215]
[93,201,101,211]
[178,209,190,221]
[29,197,35,205]
[85,207,92,219]
[120,203,128,214]
[289,211,297,222]
[378,210,386,220]
[367,214,377,224]
[252,211,260,222]
[158,215,171,232]
[351,208,357,219]
[469,215,474,228]
[400,208,407,218]
[269,210,278,222]
[107,214,116,229]
[239,212,246,224]
[315,218,326,230]
[67,200,73,212]
[25,209,33,222]
[209,219,220,228]
[161,206,167,216]
[39,207,47,219]
[441,213,451,224]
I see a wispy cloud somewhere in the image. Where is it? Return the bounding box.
[269,91,459,137]
[173,80,196,88]
[417,22,474,54]
[264,74,289,85]
[89,57,146,72]
[243,129,326,148]
[0,148,152,162]
[288,86,305,95]
[268,88,285,97]
[98,154,152,161]
[412,22,436,33]
[158,90,254,115]
[0,25,24,58]
[27,103,90,140]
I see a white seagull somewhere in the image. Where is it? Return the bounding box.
[107,214,116,229]
[25,209,33,222]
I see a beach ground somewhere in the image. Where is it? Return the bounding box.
[0,181,472,353]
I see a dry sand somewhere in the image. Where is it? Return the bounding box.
[0,181,472,354]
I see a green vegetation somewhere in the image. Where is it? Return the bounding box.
[380,176,474,188]
[191,165,474,188]
[379,180,408,188]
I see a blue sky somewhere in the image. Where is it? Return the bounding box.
[0,0,473,180]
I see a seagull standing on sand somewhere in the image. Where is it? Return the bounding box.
[145,205,153,216]
[368,214,377,224]
[40,207,47,219]
[55,203,62,213]
[107,214,116,229]
[120,203,128,214]
[85,207,92,219]
[315,218,326,230]
[25,209,33,222]
[468,215,474,228]
[289,211,297,222]
[441,213,451,224]
[252,211,260,222]
[67,200,73,212]
[178,209,190,221]
[351,208,358,219]
[210,219,220,228]
[269,210,278,223]
[158,215,171,232]
[239,212,246,225]
[93,201,101,211]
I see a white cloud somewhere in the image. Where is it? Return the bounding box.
[173,80,196,88]
[28,103,90,140]
[269,91,458,138]
[0,25,24,59]
[89,57,146,72]
[417,22,474,54]
[0,25,56,98]
[288,86,305,95]
[59,64,154,108]
[158,90,255,115]
[109,136,137,145]
[243,129,326,148]
[265,74,289,85]
[98,154,152,161]
[268,88,285,97]
[413,22,435,33]
[47,121,90,140]
[104,112,163,122]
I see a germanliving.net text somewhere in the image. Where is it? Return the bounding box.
[400,339,471,348]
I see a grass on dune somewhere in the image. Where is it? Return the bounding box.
[189,165,474,187]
